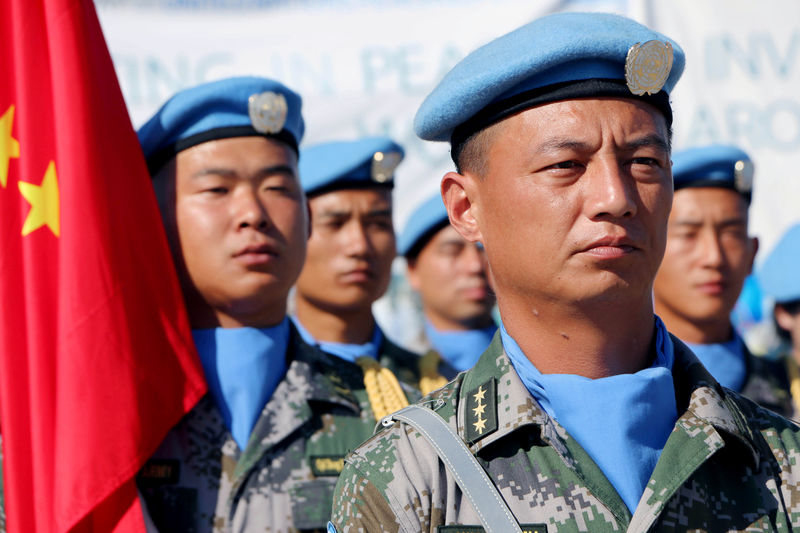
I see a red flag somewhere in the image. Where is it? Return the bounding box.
[0,0,207,531]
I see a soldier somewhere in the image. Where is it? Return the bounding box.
[135,77,412,532]
[653,145,794,417]
[292,138,438,393]
[399,193,496,382]
[759,223,800,415]
[331,12,800,532]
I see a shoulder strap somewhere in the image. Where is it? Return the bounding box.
[387,405,523,533]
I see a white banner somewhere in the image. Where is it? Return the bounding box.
[649,0,800,257]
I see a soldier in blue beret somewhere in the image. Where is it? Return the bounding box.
[134,78,415,532]
[400,193,496,384]
[291,137,438,394]
[332,12,800,532]
[759,223,800,415]
[653,145,794,417]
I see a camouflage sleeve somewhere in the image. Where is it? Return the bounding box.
[732,392,800,527]
[331,423,455,533]
[331,457,403,532]
[757,414,800,525]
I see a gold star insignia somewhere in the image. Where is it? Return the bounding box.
[473,386,486,403]
[1,105,20,188]
[472,403,486,417]
[19,160,60,237]
[473,417,487,435]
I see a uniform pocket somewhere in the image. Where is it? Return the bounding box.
[290,479,337,531]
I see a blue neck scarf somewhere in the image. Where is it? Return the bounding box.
[193,318,290,450]
[501,317,677,514]
[292,317,382,362]
[424,320,496,372]
[686,333,747,392]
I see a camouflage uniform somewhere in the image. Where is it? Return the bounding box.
[418,348,460,381]
[332,333,800,532]
[138,325,420,533]
[741,343,797,420]
[368,334,425,391]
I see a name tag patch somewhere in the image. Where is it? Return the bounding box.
[137,458,180,486]
[310,455,345,476]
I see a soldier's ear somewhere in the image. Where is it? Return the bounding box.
[747,236,759,273]
[306,198,312,239]
[775,304,797,334]
[441,171,483,244]
[406,259,422,291]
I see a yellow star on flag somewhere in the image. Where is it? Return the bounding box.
[19,160,60,237]
[1,105,20,188]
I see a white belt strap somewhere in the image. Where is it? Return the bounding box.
[386,405,523,533]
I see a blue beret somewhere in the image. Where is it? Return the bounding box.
[138,76,304,173]
[299,137,404,196]
[414,12,685,156]
[399,194,450,257]
[757,223,800,304]
[672,145,753,202]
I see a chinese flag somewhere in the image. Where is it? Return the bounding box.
[0,0,207,531]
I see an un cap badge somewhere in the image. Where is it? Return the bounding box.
[734,159,755,194]
[248,91,288,134]
[625,40,673,96]
[371,151,402,183]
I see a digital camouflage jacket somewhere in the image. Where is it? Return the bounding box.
[332,333,800,532]
[138,325,420,533]
[741,344,797,421]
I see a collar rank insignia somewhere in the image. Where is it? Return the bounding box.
[625,40,673,96]
[465,378,498,444]
[371,150,402,183]
[248,91,288,134]
[734,159,755,194]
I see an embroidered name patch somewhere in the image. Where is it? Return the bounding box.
[137,458,180,486]
[310,455,345,476]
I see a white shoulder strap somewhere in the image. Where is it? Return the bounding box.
[386,405,523,533]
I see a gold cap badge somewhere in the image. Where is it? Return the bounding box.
[371,151,402,183]
[625,40,674,96]
[248,91,288,134]
[734,159,755,193]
